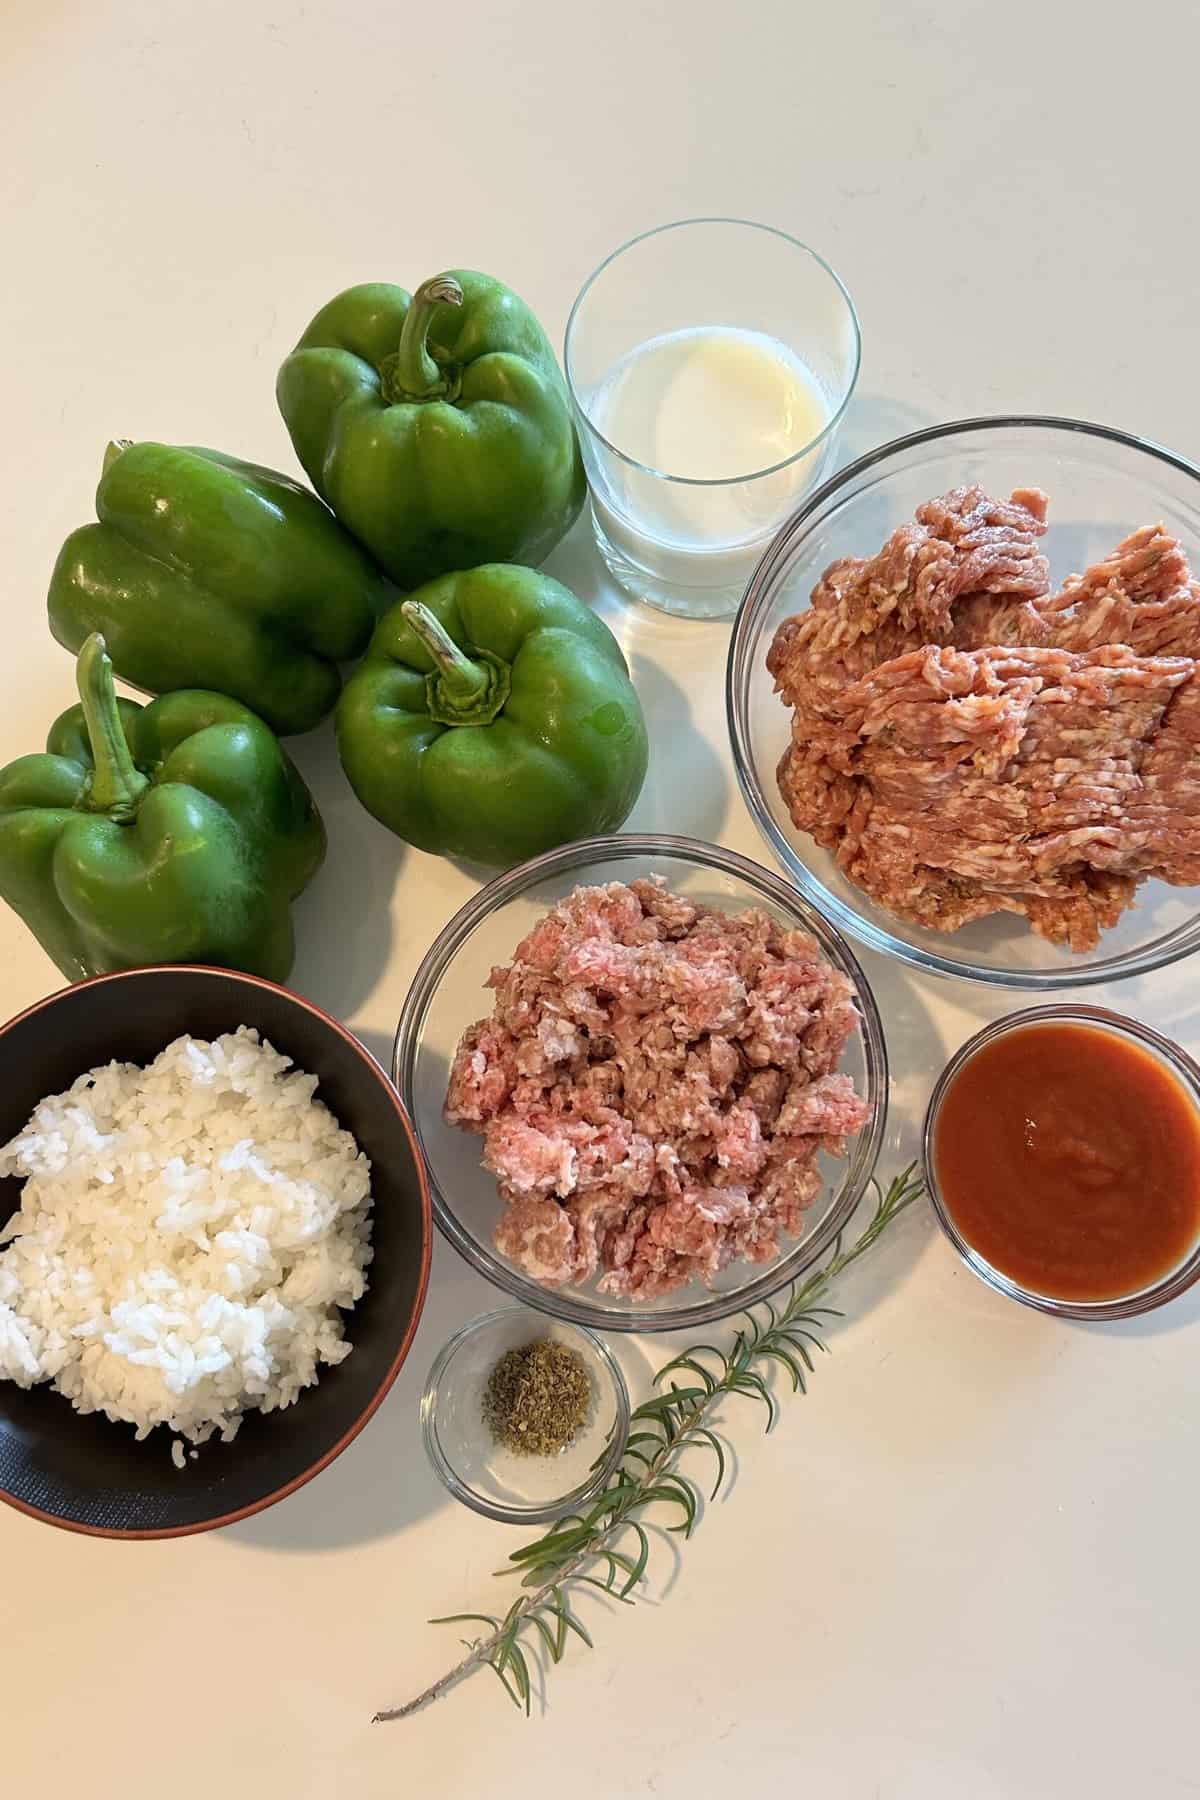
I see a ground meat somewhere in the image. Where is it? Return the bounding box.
[1039,525,1200,659]
[445,880,870,1300]
[767,485,1052,717]
[1131,673,1200,885]
[493,1198,578,1285]
[770,487,1200,949]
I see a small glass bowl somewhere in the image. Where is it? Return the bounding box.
[393,833,887,1333]
[421,1309,631,1524]
[727,415,1200,988]
[922,1004,1200,1320]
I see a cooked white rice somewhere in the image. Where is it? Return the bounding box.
[0,1028,373,1451]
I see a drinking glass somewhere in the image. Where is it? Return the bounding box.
[564,218,860,620]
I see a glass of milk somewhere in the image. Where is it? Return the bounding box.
[564,219,861,619]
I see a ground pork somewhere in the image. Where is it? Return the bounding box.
[767,485,1053,717]
[445,879,870,1300]
[769,487,1200,949]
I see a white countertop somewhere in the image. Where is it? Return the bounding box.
[3,4,1199,1795]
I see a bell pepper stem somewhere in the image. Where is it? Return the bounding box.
[401,602,489,702]
[102,438,134,478]
[76,633,149,821]
[387,275,464,402]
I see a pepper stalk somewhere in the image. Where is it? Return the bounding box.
[76,633,149,822]
[383,274,464,404]
[400,601,511,727]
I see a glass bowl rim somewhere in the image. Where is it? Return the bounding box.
[420,1307,632,1525]
[726,411,1200,989]
[563,215,862,488]
[392,831,888,1333]
[921,1002,1200,1321]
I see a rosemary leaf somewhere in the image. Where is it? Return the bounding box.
[549,1591,593,1649]
[759,1344,806,1392]
[655,1353,718,1394]
[621,1523,651,1597]
[691,1428,727,1501]
[529,1612,562,1665]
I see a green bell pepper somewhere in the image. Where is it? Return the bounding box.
[0,635,325,983]
[335,565,648,867]
[48,440,390,737]
[276,271,585,588]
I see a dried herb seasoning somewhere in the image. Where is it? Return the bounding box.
[482,1339,591,1457]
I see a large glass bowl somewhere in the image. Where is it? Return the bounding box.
[727,416,1200,988]
[392,834,887,1332]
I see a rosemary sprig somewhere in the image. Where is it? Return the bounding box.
[374,1162,924,1724]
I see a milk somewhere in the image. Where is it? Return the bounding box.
[584,326,834,607]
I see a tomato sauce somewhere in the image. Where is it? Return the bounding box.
[932,1021,1200,1301]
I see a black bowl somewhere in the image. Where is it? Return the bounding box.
[0,967,431,1538]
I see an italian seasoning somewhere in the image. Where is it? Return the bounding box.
[482,1339,591,1457]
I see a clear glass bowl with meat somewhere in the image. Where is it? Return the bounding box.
[392,835,886,1331]
[728,415,1200,987]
